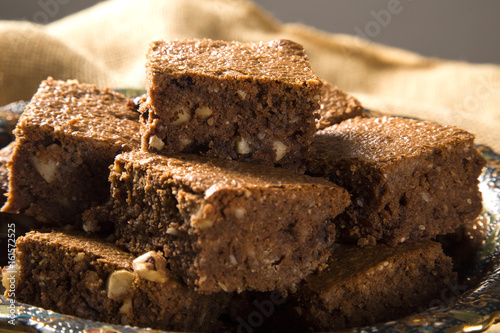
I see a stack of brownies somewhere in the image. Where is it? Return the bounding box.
[1,38,486,332]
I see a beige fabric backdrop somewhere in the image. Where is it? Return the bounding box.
[0,0,498,150]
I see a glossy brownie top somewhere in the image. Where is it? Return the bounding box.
[146,38,322,86]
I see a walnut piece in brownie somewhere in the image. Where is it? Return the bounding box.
[307,116,486,246]
[141,38,322,171]
[290,240,456,330]
[4,231,229,332]
[1,78,141,225]
[84,151,350,294]
[315,81,368,129]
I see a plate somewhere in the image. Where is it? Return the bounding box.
[1,100,500,333]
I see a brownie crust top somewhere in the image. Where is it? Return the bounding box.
[16,77,140,149]
[117,151,341,192]
[20,231,135,267]
[313,116,477,163]
[146,39,321,86]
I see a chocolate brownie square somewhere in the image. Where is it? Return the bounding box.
[84,151,350,294]
[141,38,322,171]
[1,78,141,225]
[315,81,368,129]
[290,240,456,330]
[307,116,485,246]
[3,231,229,332]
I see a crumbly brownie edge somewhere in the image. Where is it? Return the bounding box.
[104,153,350,293]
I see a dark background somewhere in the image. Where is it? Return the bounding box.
[1,0,499,64]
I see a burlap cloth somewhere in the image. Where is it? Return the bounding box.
[0,0,498,151]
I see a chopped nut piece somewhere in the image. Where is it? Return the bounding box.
[235,138,251,154]
[119,298,132,313]
[32,156,58,183]
[196,218,215,230]
[1,264,19,291]
[132,251,168,283]
[107,270,134,301]
[191,203,216,230]
[119,299,132,325]
[273,140,289,161]
[112,162,124,174]
[195,106,212,118]
[73,252,86,262]
[166,227,179,235]
[237,90,247,100]
[148,135,165,150]
[171,105,191,125]
[179,137,192,148]
[234,207,246,219]
[218,281,229,292]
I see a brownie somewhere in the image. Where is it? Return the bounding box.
[307,116,486,246]
[84,151,350,294]
[0,142,15,205]
[315,81,368,129]
[4,231,230,332]
[141,38,322,171]
[1,78,141,225]
[290,240,456,330]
